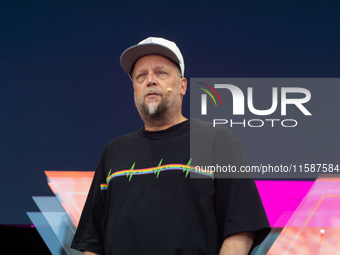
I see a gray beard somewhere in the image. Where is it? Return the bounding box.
[135,88,168,118]
[141,97,167,117]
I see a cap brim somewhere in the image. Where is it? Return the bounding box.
[120,44,180,75]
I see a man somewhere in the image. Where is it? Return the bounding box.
[71,37,270,255]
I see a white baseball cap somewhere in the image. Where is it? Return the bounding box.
[120,37,185,77]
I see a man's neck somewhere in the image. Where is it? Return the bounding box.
[143,115,187,131]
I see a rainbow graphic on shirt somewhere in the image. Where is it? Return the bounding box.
[100,159,214,190]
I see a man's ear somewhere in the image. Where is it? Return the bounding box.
[179,77,187,96]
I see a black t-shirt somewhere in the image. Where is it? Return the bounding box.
[71,119,270,255]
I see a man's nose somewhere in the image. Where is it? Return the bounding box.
[147,73,157,86]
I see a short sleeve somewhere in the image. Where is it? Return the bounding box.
[71,154,107,254]
[214,176,271,251]
[213,138,270,252]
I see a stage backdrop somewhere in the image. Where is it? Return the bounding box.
[1,0,339,224]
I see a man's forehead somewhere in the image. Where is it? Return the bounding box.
[135,54,175,65]
[133,54,178,71]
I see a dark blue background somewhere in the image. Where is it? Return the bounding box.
[1,0,339,224]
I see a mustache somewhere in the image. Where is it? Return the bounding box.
[142,88,165,99]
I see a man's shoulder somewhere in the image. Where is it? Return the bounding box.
[190,118,239,143]
[102,129,141,151]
